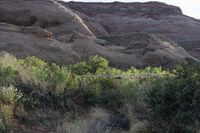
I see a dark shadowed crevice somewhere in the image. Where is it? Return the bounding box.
[39,20,61,29]
[0,9,38,26]
[0,16,37,26]
[0,9,61,28]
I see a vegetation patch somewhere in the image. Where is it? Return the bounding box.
[0,52,199,133]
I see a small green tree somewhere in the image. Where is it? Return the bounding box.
[87,55,109,74]
[71,55,109,75]
[49,63,71,93]
[70,61,90,75]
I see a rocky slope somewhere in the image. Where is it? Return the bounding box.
[101,32,198,67]
[0,23,80,64]
[64,1,200,60]
[0,0,198,68]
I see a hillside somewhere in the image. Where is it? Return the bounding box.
[0,1,200,133]
[63,1,200,60]
[0,0,198,69]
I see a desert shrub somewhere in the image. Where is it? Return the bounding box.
[119,79,148,116]
[0,52,18,86]
[16,57,74,111]
[17,55,168,111]
[0,86,21,105]
[0,86,22,133]
[48,63,71,93]
[0,52,186,132]
[127,66,169,76]
[18,56,72,92]
[71,55,109,75]
[96,67,122,75]
[70,61,90,75]
[85,77,123,109]
[145,65,200,133]
[18,56,50,89]
[0,66,18,86]
[18,56,49,79]
[87,55,109,74]
[56,108,111,133]
[0,52,17,68]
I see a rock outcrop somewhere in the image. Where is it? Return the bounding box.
[0,0,198,68]
[0,23,80,65]
[0,0,95,41]
[64,1,200,60]
[101,32,197,67]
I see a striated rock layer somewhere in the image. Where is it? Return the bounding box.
[64,1,200,60]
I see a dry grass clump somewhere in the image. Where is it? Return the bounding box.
[56,108,112,133]
[56,107,149,133]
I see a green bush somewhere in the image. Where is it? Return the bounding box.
[71,55,109,75]
[96,67,122,75]
[15,54,171,113]
[48,63,71,93]
[1,52,194,132]
[145,65,200,133]
[0,66,18,86]
[119,79,147,114]
[87,55,109,74]
[18,56,49,85]
[85,77,123,109]
[18,56,72,92]
[127,66,169,76]
[70,61,90,75]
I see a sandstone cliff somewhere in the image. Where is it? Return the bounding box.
[64,1,200,60]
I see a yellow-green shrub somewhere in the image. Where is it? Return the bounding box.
[0,86,22,133]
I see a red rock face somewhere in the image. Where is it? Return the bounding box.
[66,2,182,17]
[64,2,200,45]
[64,1,183,34]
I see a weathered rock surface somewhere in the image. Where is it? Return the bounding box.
[64,1,200,60]
[0,0,198,68]
[73,10,109,37]
[0,23,80,65]
[1,22,195,68]
[101,32,197,67]
[0,0,95,41]
[0,23,138,68]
